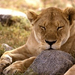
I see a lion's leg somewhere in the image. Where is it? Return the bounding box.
[0,45,33,74]
[64,65,75,75]
[3,56,36,75]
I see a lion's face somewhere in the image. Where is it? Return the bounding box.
[27,7,75,50]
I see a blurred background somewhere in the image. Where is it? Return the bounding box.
[0,0,75,56]
[0,0,75,12]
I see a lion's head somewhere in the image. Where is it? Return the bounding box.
[27,7,75,50]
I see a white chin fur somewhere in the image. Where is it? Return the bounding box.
[52,44,61,49]
[41,43,50,50]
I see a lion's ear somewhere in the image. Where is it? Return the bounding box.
[26,11,38,23]
[64,7,75,25]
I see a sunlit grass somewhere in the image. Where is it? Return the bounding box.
[0,16,31,56]
[0,0,26,12]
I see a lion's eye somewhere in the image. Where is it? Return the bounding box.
[40,26,46,30]
[57,26,64,31]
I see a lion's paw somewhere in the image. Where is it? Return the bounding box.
[3,66,21,75]
[3,61,25,75]
[0,59,11,74]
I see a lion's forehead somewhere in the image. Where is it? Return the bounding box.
[40,7,63,18]
[36,16,65,27]
[35,9,67,27]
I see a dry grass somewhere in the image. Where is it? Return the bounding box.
[0,16,31,56]
[0,0,26,12]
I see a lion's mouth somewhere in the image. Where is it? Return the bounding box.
[48,47,55,50]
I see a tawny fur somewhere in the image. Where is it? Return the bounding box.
[0,7,75,75]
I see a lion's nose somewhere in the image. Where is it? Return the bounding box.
[45,40,56,46]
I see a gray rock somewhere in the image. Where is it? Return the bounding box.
[2,43,14,51]
[24,50,75,75]
[0,15,12,26]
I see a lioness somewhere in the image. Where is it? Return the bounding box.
[0,7,75,75]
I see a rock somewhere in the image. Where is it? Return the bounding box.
[0,8,27,26]
[0,14,17,26]
[24,50,75,75]
[2,43,14,51]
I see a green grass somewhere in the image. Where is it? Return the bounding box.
[0,16,31,56]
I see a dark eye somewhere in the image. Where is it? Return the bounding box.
[57,26,64,31]
[40,26,46,30]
